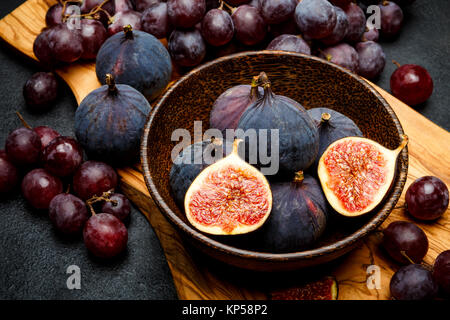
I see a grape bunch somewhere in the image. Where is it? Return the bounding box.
[1,114,131,259]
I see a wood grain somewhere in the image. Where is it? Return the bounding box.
[0,0,448,300]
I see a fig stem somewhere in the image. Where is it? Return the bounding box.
[15,111,32,129]
[258,72,271,89]
[293,171,304,184]
[394,134,408,155]
[400,250,416,265]
[392,60,402,68]
[321,113,331,123]
[123,24,134,39]
[105,74,117,93]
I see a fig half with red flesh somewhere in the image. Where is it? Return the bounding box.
[184,139,272,235]
[318,135,408,217]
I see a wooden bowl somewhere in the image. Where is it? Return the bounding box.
[141,51,408,272]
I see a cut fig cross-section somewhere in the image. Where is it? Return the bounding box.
[318,135,408,217]
[184,139,272,235]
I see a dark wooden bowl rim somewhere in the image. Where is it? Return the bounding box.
[141,51,408,263]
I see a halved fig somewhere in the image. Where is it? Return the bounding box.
[271,277,338,300]
[318,135,408,217]
[184,139,272,235]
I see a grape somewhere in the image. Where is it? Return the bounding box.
[248,0,261,11]
[23,72,59,112]
[49,193,89,235]
[80,19,108,60]
[232,5,267,46]
[134,0,161,12]
[21,169,63,209]
[390,64,434,106]
[42,137,84,178]
[390,264,438,300]
[0,152,19,194]
[73,161,118,200]
[267,35,311,55]
[261,0,297,25]
[355,40,385,79]
[48,24,84,63]
[167,0,206,29]
[433,250,450,295]
[45,4,63,27]
[5,128,42,166]
[382,221,428,264]
[108,10,143,36]
[141,2,172,39]
[101,193,131,221]
[83,213,128,258]
[405,176,448,220]
[379,1,403,38]
[268,18,300,37]
[343,2,366,43]
[201,9,234,47]
[33,28,56,69]
[34,126,60,149]
[294,0,337,39]
[115,0,135,12]
[320,6,349,46]
[320,43,359,73]
[362,27,379,42]
[168,29,206,67]
[81,0,115,15]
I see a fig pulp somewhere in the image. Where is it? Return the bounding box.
[184,139,272,235]
[318,135,408,217]
[271,277,338,300]
[169,138,232,207]
[236,72,319,173]
[307,108,363,169]
[209,76,263,139]
[258,171,328,252]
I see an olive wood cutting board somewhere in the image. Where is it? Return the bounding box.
[1,0,449,300]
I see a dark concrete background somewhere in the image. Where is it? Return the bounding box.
[0,1,449,300]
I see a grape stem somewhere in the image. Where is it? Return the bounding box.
[392,60,402,68]
[15,111,32,129]
[222,1,236,14]
[400,250,416,265]
[86,189,118,216]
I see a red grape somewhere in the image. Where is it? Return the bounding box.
[115,0,135,12]
[0,152,19,194]
[83,213,128,258]
[294,0,337,39]
[80,19,107,60]
[73,161,118,200]
[49,193,89,235]
[247,0,261,11]
[343,2,366,43]
[168,29,206,67]
[42,137,84,178]
[405,176,448,221]
[201,9,234,47]
[362,27,379,42]
[320,43,359,73]
[21,169,63,209]
[5,127,42,166]
[47,24,84,63]
[167,0,206,29]
[81,0,115,15]
[356,40,385,79]
[261,0,297,25]
[34,126,61,149]
[390,64,434,106]
[390,264,438,300]
[232,5,267,46]
[320,6,349,46]
[33,28,56,69]
[23,72,59,112]
[383,221,428,264]
[141,2,172,39]
[267,34,311,55]
[108,10,143,36]
[379,1,403,38]
[433,250,450,295]
[101,193,131,221]
[45,4,64,27]
[134,0,161,12]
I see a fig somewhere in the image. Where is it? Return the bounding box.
[307,107,363,170]
[184,139,272,235]
[96,25,172,101]
[209,76,263,139]
[169,138,233,207]
[75,74,151,165]
[318,135,408,217]
[258,171,328,252]
[271,277,338,300]
[236,72,319,174]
